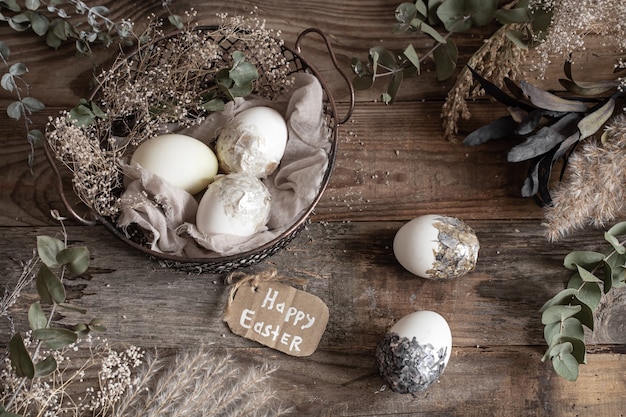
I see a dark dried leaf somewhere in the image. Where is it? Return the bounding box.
[520,81,588,112]
[559,78,619,96]
[577,96,615,140]
[469,67,534,111]
[463,115,519,146]
[507,113,580,162]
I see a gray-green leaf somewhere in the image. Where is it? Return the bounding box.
[37,235,64,267]
[28,301,47,330]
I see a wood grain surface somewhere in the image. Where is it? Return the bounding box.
[0,1,624,416]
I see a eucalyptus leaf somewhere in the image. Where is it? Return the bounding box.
[168,14,184,30]
[495,5,530,24]
[200,98,225,112]
[21,96,45,113]
[574,282,602,311]
[432,38,457,81]
[32,328,78,350]
[560,317,585,341]
[28,301,48,330]
[552,351,579,381]
[0,40,10,59]
[437,0,496,32]
[25,0,40,11]
[402,43,420,71]
[59,302,87,314]
[7,101,23,120]
[505,29,531,49]
[56,246,90,275]
[563,251,605,270]
[0,0,21,13]
[36,264,66,305]
[37,235,64,267]
[419,21,446,43]
[606,221,626,237]
[539,288,578,312]
[541,304,581,324]
[1,73,16,92]
[574,265,603,284]
[9,62,27,76]
[385,70,403,104]
[395,2,417,24]
[28,11,49,36]
[604,232,626,255]
[34,355,57,377]
[555,336,587,364]
[9,333,34,378]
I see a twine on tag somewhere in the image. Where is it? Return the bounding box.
[224,268,308,319]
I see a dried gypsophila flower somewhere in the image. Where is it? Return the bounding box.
[0,333,144,416]
[46,12,294,218]
[543,114,626,241]
[529,0,626,77]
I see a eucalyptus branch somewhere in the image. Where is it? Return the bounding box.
[540,221,626,381]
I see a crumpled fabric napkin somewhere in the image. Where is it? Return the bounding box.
[117,72,330,257]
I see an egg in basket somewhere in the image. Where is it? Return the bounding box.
[44,17,353,273]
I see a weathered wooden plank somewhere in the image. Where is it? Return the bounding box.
[1,221,623,350]
[0,101,542,227]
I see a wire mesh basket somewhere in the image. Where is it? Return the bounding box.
[44,26,354,274]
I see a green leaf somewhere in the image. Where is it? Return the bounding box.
[27,129,44,146]
[539,288,578,313]
[495,5,530,24]
[552,350,579,381]
[32,328,78,350]
[575,265,604,284]
[168,14,184,30]
[395,2,417,24]
[21,96,45,113]
[9,13,31,32]
[9,62,27,76]
[418,20,446,43]
[56,246,89,275]
[575,282,602,311]
[505,29,531,49]
[7,101,23,120]
[432,38,457,81]
[37,235,64,267]
[28,11,48,36]
[1,73,16,92]
[436,0,497,32]
[89,317,107,332]
[385,70,403,104]
[402,43,420,72]
[9,333,35,378]
[34,355,57,378]
[59,302,87,314]
[0,0,21,12]
[563,251,605,270]
[606,221,626,237]
[0,404,23,417]
[36,264,66,305]
[199,98,225,112]
[604,232,626,254]
[28,301,47,330]
[541,304,581,325]
[0,40,10,59]
[560,317,585,341]
[25,0,40,10]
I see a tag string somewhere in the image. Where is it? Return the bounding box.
[224,268,309,319]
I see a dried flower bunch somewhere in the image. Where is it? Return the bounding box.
[46,12,293,218]
[0,215,292,416]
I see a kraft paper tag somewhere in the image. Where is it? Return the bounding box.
[224,273,329,357]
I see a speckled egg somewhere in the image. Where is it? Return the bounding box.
[376,310,452,394]
[393,214,479,279]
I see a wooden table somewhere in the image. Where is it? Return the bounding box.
[1,1,625,416]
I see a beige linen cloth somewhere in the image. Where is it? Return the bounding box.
[116,72,330,257]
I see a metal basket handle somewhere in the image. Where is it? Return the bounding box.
[295,28,355,125]
[42,140,98,226]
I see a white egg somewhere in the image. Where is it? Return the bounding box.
[130,133,218,195]
[393,214,479,279]
[216,106,288,178]
[196,172,271,237]
[376,310,452,394]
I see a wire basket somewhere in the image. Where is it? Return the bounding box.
[44,26,354,274]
